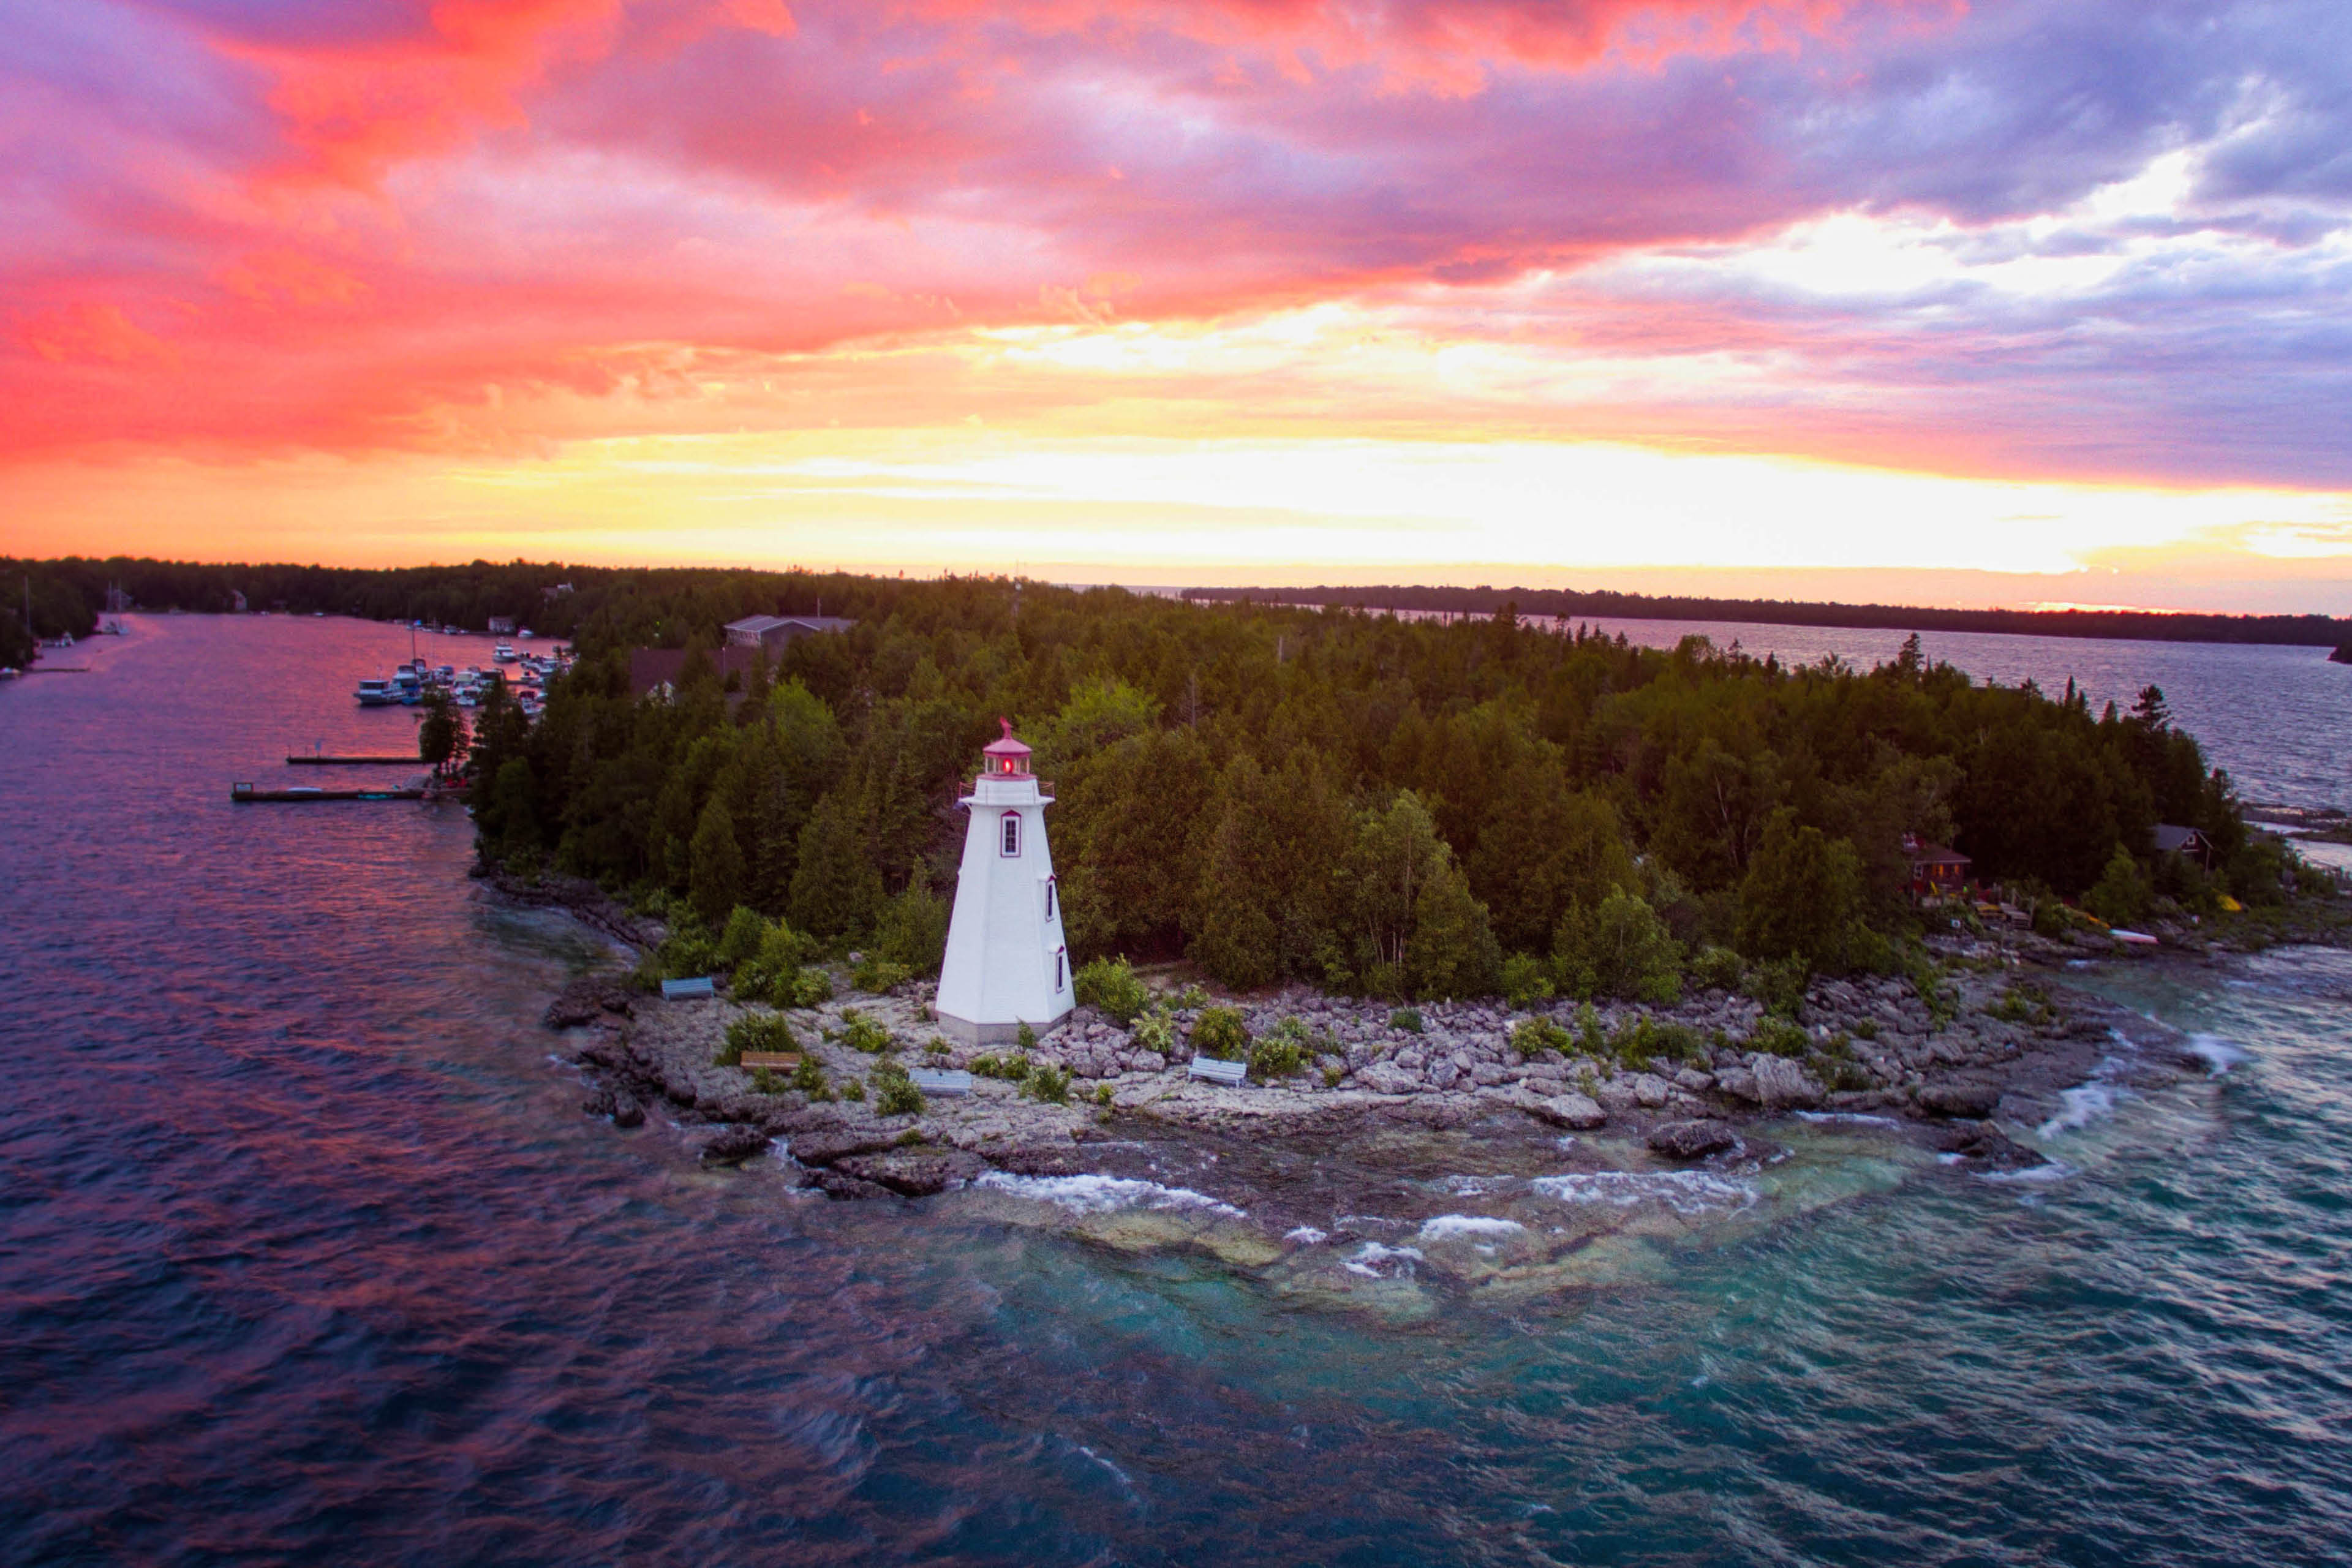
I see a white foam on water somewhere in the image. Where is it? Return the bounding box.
[1529,1170,1758,1216]
[1283,1226,1329,1246]
[973,1171,1245,1219]
[1077,1444,1135,1491]
[2038,1080,2120,1138]
[1416,1214,1527,1242]
[1794,1111,1901,1128]
[1437,1174,1516,1196]
[1980,1159,2077,1186]
[1343,1241,1425,1278]
[1936,1152,1966,1166]
[2186,1033,2249,1076]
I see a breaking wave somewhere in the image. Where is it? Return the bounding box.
[971,1172,1245,1219]
[1529,1170,1758,1215]
[1416,1215,1527,1242]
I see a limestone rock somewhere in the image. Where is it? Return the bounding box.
[1744,1053,1826,1110]
[1632,1072,1671,1108]
[830,1147,987,1196]
[1358,1061,1420,1095]
[1647,1119,1738,1159]
[1915,1082,2002,1119]
[699,1125,772,1166]
[787,1126,911,1167]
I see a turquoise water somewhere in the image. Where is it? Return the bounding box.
[2,614,2349,1564]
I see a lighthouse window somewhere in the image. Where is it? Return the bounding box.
[1000,812,1021,857]
[1043,877,1057,919]
[1054,948,1066,992]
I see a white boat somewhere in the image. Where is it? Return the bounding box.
[494,643,518,663]
[356,677,400,707]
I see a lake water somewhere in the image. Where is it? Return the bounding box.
[4,614,2351,1564]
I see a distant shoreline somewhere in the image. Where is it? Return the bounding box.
[1183,584,2352,649]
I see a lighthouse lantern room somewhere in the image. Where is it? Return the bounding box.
[934,719,1072,1046]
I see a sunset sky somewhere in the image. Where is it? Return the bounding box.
[6,1,2351,610]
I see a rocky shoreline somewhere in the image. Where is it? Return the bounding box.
[497,870,2241,1303]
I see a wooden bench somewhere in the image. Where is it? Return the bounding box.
[1188,1056,1248,1086]
[738,1052,802,1070]
[660,976,715,1000]
[910,1068,973,1098]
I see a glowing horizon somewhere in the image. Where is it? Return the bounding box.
[7,1,2352,612]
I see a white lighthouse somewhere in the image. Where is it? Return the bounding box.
[935,719,1072,1046]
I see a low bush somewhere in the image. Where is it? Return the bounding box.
[970,1052,1031,1082]
[1574,1003,1607,1057]
[1016,1022,1039,1051]
[774,967,832,1009]
[1389,1007,1425,1035]
[1025,1063,1072,1104]
[1191,1006,1250,1061]
[872,1063,925,1117]
[1746,1016,1812,1058]
[1850,1016,1880,1041]
[1131,1011,1177,1055]
[842,1079,865,1102]
[749,1066,784,1095]
[1688,945,1744,993]
[1501,953,1555,1011]
[1510,1017,1574,1059]
[851,956,913,995]
[1074,956,1150,1025]
[1742,956,1810,1019]
[792,1054,831,1098]
[1609,1016,1707,1071]
[923,1036,952,1055]
[655,922,717,982]
[718,1011,799,1066]
[837,1010,893,1054]
[1248,1020,1310,1079]
[716,905,769,969]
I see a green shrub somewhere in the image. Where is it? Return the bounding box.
[1609,1016,1706,1071]
[1510,1017,1574,1059]
[2084,844,2153,927]
[717,905,769,968]
[1132,1011,1177,1055]
[1555,888,1683,1004]
[1746,1016,1812,1058]
[837,1010,892,1054]
[1191,1005,1250,1061]
[1074,956,1150,1025]
[842,1079,865,1102]
[1501,953,1555,1011]
[873,1065,925,1117]
[630,951,666,993]
[851,956,913,995]
[1851,1016,1880,1041]
[1389,1007,1425,1034]
[1575,1002,1606,1057]
[1322,1065,1344,1088]
[971,1052,1031,1082]
[1025,1063,1072,1104]
[873,884,950,976]
[1172,984,1210,1011]
[774,967,833,1009]
[792,1054,831,1098]
[1689,944,1744,993]
[1248,1020,1310,1079]
[923,1036,952,1055]
[718,1011,799,1066]
[1095,1082,1115,1106]
[1016,1022,1039,1051]
[1743,956,1810,1019]
[655,921,717,982]
[749,1066,784,1094]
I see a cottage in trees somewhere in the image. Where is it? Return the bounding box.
[935,722,1072,1046]
[1904,832,1972,900]
[724,613,854,654]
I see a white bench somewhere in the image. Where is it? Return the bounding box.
[910,1068,973,1097]
[660,976,715,1000]
[1188,1056,1248,1086]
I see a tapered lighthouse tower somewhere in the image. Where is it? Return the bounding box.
[935,720,1072,1046]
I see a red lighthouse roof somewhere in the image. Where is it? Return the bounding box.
[981,717,1031,776]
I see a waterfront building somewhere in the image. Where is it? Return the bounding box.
[723,613,854,654]
[935,722,1072,1046]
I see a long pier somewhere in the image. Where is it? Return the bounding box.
[232,783,428,802]
[285,754,423,765]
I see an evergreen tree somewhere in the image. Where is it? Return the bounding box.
[689,797,745,926]
[786,791,883,940]
[1736,809,1866,971]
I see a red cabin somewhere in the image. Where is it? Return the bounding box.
[1904,832,1972,900]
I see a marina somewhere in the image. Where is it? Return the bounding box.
[231,782,429,802]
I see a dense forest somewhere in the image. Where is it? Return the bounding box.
[445,573,2295,1005]
[1191,584,2352,649]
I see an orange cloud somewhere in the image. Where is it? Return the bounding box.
[21,304,179,368]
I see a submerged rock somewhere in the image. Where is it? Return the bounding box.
[1647,1119,1738,1160]
[610,1091,644,1128]
[699,1125,772,1166]
[1915,1082,2003,1119]
[1934,1119,2046,1172]
[830,1146,987,1197]
[788,1126,910,1167]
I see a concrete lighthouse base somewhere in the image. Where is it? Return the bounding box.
[931,1007,1072,1048]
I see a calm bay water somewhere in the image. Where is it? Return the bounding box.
[4,614,2351,1565]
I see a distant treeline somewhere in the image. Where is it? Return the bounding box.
[1184,584,2352,649]
[0,557,910,667]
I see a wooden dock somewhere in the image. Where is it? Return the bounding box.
[286,753,424,765]
[232,783,426,802]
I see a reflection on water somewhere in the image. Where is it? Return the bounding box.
[3,614,2351,1564]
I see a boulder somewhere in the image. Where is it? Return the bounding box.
[1933,1119,2045,1172]
[788,1126,911,1167]
[1915,1082,2002,1120]
[813,1169,896,1200]
[1648,1119,1738,1160]
[1496,1086,1607,1129]
[831,1147,987,1197]
[699,1125,772,1166]
[609,1091,645,1129]
[1358,1061,1421,1096]
[1632,1072,1672,1108]
[1744,1054,1826,1110]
